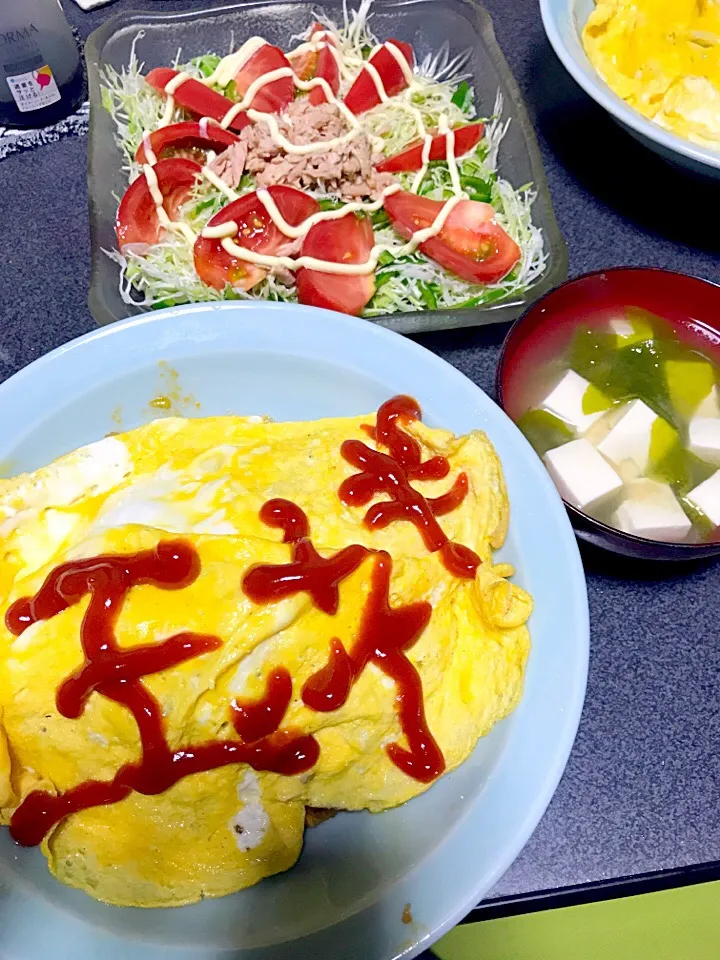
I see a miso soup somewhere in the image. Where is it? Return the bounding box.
[514,307,720,543]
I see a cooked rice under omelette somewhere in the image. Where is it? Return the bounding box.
[0,403,532,907]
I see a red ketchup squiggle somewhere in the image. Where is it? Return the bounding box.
[231,667,293,743]
[243,499,444,783]
[340,396,481,579]
[243,499,368,614]
[5,542,318,847]
[303,551,444,783]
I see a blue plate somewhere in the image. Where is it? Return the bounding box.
[0,302,588,960]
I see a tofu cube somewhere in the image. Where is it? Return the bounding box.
[612,479,691,542]
[597,399,674,476]
[688,418,720,465]
[608,310,653,346]
[608,317,634,339]
[696,384,720,419]
[543,439,623,511]
[540,370,607,435]
[686,470,720,528]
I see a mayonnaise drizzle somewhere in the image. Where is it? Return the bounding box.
[316,38,346,75]
[288,36,348,99]
[362,60,392,105]
[288,30,351,81]
[158,70,191,128]
[288,40,318,58]
[288,30,338,60]
[219,191,465,275]
[439,114,462,195]
[411,133,434,193]
[156,38,273,130]
[202,220,240,239]
[218,66,362,151]
[141,30,474,283]
[255,183,402,238]
[165,70,192,95]
[208,36,269,89]
[201,165,241,201]
[247,105,361,154]
[371,42,416,87]
[141,130,158,166]
[142,164,196,243]
[159,96,175,128]
[357,42,421,107]
[200,184,402,242]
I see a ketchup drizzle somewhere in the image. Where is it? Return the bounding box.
[6,541,318,847]
[374,395,450,482]
[231,667,293,743]
[340,396,481,579]
[56,632,220,720]
[244,500,443,783]
[301,552,444,783]
[302,637,353,712]
[243,498,368,614]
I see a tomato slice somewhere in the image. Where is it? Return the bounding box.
[233,44,294,113]
[296,215,376,316]
[308,44,340,105]
[291,48,318,82]
[384,191,521,285]
[376,123,485,173]
[291,21,341,106]
[134,121,239,165]
[145,67,250,132]
[194,185,319,292]
[290,22,326,80]
[308,20,337,43]
[116,158,201,251]
[343,40,415,115]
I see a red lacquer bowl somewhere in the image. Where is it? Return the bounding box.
[496,268,720,560]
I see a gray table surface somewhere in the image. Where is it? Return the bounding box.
[0,0,718,912]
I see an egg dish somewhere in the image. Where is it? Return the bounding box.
[0,397,532,907]
[583,0,720,150]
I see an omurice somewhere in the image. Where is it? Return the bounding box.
[0,396,532,907]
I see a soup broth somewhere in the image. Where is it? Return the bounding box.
[516,307,720,544]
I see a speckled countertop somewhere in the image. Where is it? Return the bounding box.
[0,0,718,914]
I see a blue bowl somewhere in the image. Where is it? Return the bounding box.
[540,0,720,177]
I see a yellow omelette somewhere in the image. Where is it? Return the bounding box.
[583,0,720,149]
[0,409,532,907]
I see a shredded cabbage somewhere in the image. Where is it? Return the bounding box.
[102,2,547,316]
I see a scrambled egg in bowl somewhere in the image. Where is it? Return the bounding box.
[583,0,720,149]
[0,399,532,908]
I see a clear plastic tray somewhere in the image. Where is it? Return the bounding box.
[85,0,568,334]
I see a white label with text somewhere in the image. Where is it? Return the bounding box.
[7,65,60,113]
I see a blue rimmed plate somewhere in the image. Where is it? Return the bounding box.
[0,301,588,960]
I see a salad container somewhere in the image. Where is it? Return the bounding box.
[85,0,568,334]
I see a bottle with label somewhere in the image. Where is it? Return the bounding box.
[0,0,85,128]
